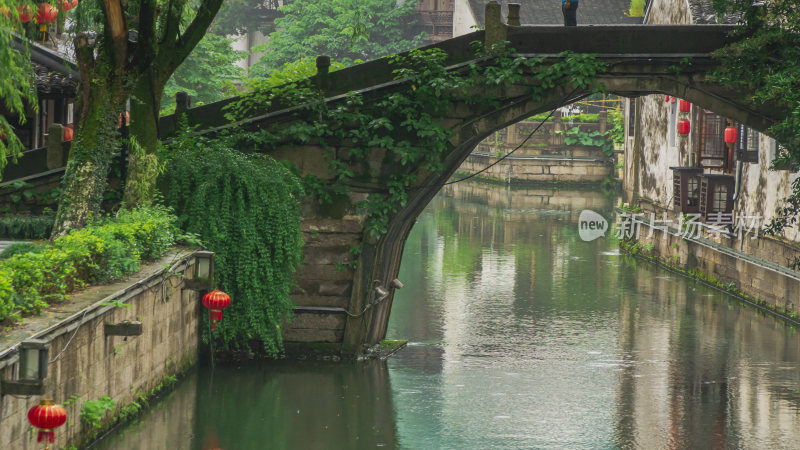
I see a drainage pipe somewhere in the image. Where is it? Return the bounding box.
[732,160,743,205]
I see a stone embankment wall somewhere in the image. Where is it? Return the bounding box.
[0,251,208,449]
[465,116,613,183]
[459,152,611,183]
[622,214,800,321]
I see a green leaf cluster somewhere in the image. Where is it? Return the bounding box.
[0,242,43,259]
[0,205,178,322]
[161,130,304,356]
[607,108,625,145]
[0,0,37,179]
[80,396,116,429]
[558,125,617,158]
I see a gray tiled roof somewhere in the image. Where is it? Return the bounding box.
[34,64,77,97]
[468,0,644,26]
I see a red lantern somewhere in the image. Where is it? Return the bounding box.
[671,96,676,104]
[665,95,670,103]
[35,2,57,42]
[679,99,691,113]
[18,5,32,22]
[202,290,231,330]
[117,111,129,128]
[724,126,738,145]
[28,399,67,444]
[58,0,78,12]
[677,119,690,135]
[36,3,58,24]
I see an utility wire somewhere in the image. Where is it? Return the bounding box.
[414,89,588,190]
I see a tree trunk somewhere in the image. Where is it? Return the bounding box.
[123,71,165,206]
[51,86,122,239]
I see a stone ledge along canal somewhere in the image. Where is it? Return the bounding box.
[96,182,800,449]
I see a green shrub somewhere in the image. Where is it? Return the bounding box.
[524,112,599,123]
[0,205,178,322]
[567,113,600,123]
[0,214,54,239]
[0,242,43,259]
[81,396,116,428]
[524,113,554,122]
[628,0,645,17]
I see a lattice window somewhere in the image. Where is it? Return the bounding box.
[671,167,703,213]
[712,184,728,212]
[736,124,759,163]
[698,111,726,169]
[699,175,734,218]
[688,176,699,207]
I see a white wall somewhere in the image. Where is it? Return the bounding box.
[453,0,478,37]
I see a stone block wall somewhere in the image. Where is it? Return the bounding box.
[0,251,207,449]
[283,218,364,345]
[625,215,800,318]
[459,152,611,183]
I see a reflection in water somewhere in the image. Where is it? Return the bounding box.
[98,182,800,449]
[96,361,397,450]
[387,183,800,449]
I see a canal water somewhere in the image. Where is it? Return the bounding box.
[96,183,800,449]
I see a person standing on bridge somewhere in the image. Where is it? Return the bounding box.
[562,0,579,26]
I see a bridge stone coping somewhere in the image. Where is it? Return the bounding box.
[485,1,506,45]
[158,24,741,141]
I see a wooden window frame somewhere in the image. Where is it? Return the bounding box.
[698,174,735,219]
[697,110,727,170]
[671,166,703,214]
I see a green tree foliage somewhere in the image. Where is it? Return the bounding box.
[247,57,347,90]
[160,33,247,114]
[0,0,37,178]
[212,0,283,36]
[161,129,303,355]
[708,1,800,234]
[250,0,425,77]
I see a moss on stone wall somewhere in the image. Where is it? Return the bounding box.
[66,356,197,449]
[620,239,800,325]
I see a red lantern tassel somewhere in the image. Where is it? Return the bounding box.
[209,310,223,330]
[37,430,55,443]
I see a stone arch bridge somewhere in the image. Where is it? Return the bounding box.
[6,17,784,356]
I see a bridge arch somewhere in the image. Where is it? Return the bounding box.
[154,26,785,354]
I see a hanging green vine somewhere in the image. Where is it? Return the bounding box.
[160,128,304,356]
[225,43,608,240]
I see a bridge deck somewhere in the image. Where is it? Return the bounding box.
[158,25,739,139]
